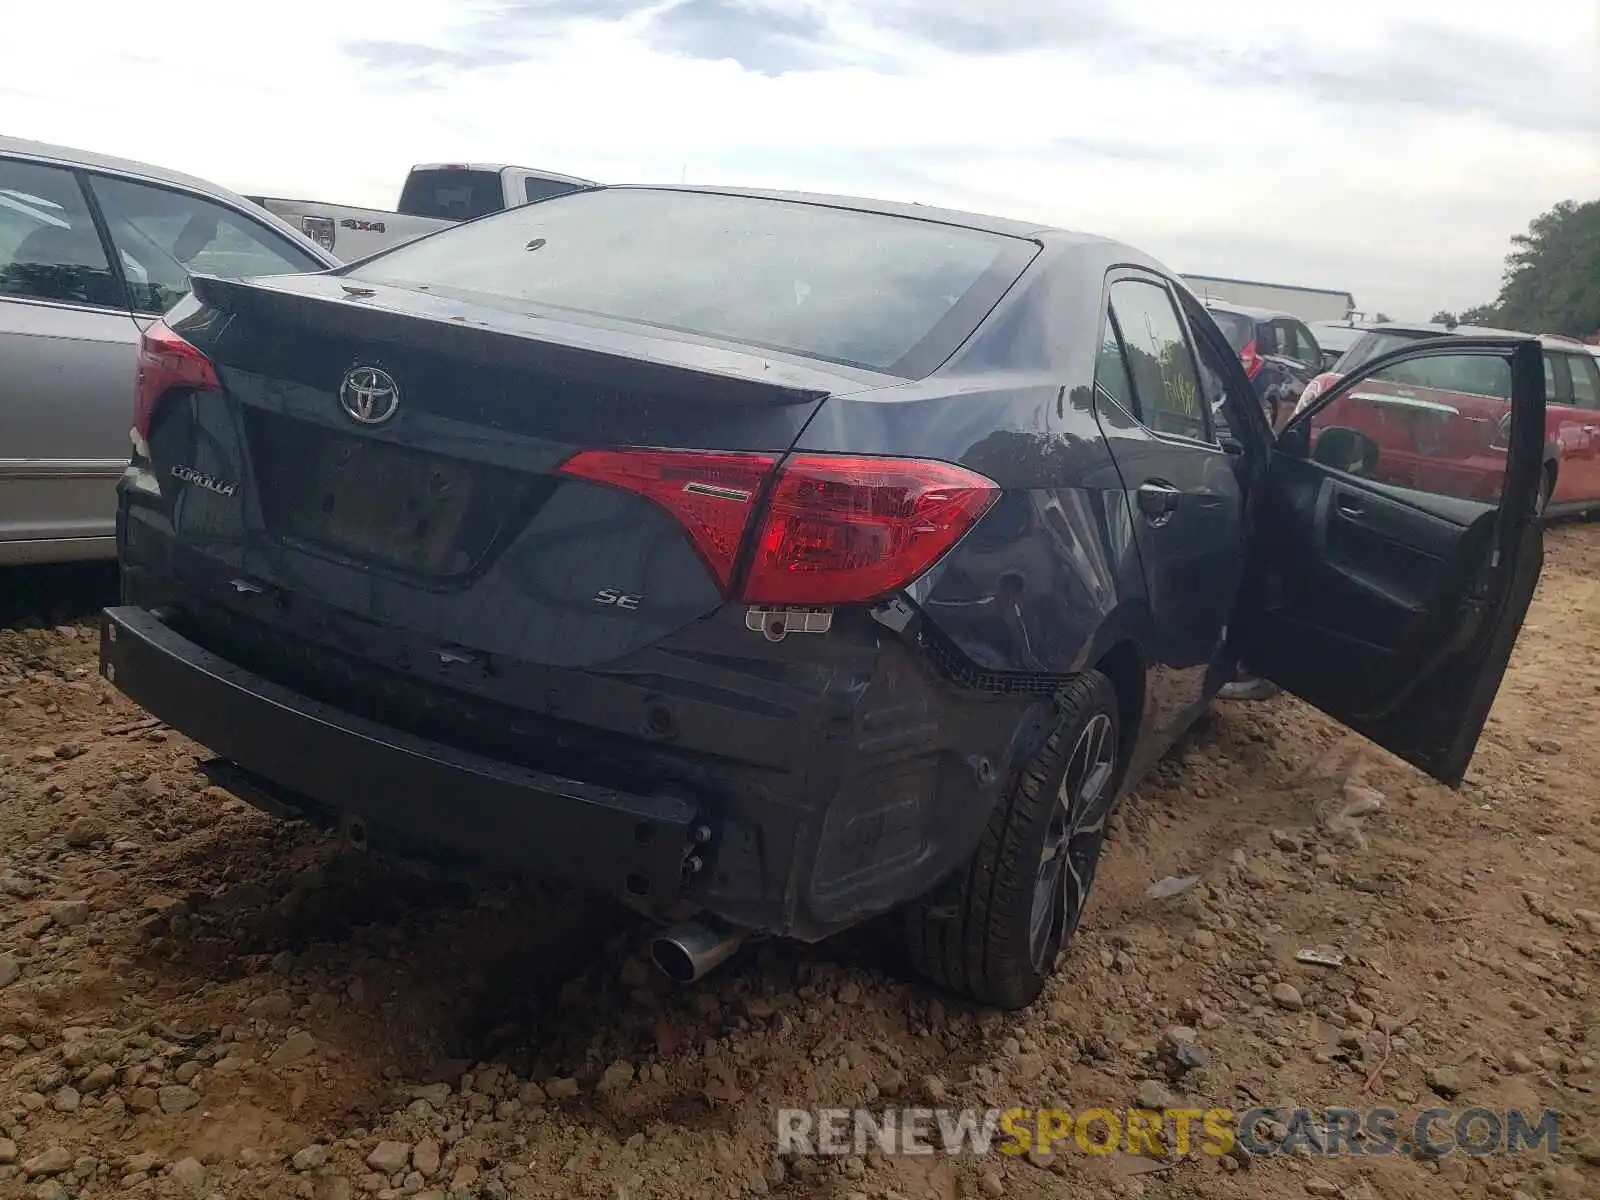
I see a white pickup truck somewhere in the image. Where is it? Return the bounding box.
[246,162,595,261]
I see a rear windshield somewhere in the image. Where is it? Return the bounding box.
[398,169,505,221]
[347,188,1039,376]
[1334,329,1434,373]
[1310,324,1362,354]
[1208,310,1254,353]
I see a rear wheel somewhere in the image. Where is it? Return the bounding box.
[907,671,1121,1010]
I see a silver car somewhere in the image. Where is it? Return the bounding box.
[0,135,337,565]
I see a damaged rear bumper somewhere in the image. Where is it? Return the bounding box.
[99,606,704,906]
[100,596,1040,941]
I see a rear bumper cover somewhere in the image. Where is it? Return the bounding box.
[99,606,703,905]
[101,586,1040,940]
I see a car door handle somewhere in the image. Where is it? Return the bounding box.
[1336,498,1365,518]
[1136,481,1182,524]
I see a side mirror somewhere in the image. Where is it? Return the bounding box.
[1313,426,1380,477]
[1276,422,1311,457]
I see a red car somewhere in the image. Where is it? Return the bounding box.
[1291,323,1600,516]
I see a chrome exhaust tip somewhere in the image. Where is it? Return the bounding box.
[649,921,749,984]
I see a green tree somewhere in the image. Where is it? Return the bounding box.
[1482,200,1600,336]
[1430,310,1458,326]
[1457,303,1503,327]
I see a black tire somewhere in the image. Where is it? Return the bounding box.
[1536,467,1555,518]
[907,671,1121,1010]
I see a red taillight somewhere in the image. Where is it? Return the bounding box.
[1239,339,1265,379]
[134,321,220,440]
[557,448,999,605]
[742,455,998,605]
[557,449,777,591]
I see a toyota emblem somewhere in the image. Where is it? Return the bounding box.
[339,365,400,425]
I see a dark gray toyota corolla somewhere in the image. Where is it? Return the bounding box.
[104,185,1548,1009]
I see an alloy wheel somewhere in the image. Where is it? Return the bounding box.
[1028,711,1117,974]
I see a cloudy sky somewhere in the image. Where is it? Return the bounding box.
[6,0,1596,317]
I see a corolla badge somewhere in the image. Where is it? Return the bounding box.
[339,365,401,425]
[169,465,236,497]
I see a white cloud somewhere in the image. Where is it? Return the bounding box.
[6,0,1596,316]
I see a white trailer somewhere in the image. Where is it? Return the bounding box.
[1181,275,1357,324]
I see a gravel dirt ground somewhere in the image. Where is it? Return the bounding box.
[1,530,1597,1200]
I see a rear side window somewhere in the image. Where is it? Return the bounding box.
[0,158,120,308]
[1107,278,1210,442]
[1268,321,1321,368]
[1289,322,1322,368]
[1209,310,1253,353]
[399,169,505,220]
[524,176,584,204]
[349,188,1039,377]
[1569,354,1600,410]
[1548,355,1600,412]
[1095,317,1138,412]
[88,176,324,314]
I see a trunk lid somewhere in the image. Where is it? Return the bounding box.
[154,273,873,668]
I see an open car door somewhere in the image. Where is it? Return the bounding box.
[1234,337,1546,786]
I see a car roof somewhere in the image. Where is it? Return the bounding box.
[607,183,1118,245]
[0,133,339,265]
[1364,319,1523,338]
[1539,333,1595,350]
[1363,321,1588,352]
[3,134,265,206]
[1201,299,1299,322]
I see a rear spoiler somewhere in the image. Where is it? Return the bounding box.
[187,273,834,408]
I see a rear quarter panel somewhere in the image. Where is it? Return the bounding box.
[792,239,1155,689]
[1546,396,1600,504]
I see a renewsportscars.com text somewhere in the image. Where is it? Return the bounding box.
[776,1105,1561,1159]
